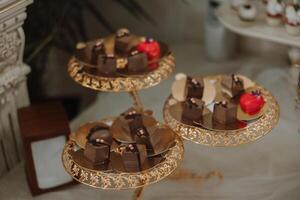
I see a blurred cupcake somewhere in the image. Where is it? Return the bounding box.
[238,3,257,22]
[265,0,285,26]
[284,4,300,35]
[230,0,248,10]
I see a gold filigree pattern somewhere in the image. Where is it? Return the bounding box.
[67,54,175,92]
[163,76,280,147]
[62,134,184,190]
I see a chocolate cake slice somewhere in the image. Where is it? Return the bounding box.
[181,98,204,122]
[84,125,113,165]
[127,50,148,73]
[221,74,244,98]
[213,101,237,124]
[186,76,204,99]
[121,143,147,172]
[114,28,134,55]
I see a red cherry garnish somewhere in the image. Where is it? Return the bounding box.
[240,91,265,115]
[136,38,161,70]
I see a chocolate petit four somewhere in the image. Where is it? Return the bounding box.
[127,50,148,73]
[76,40,106,65]
[84,125,113,165]
[221,74,244,98]
[114,28,133,55]
[186,76,204,99]
[121,143,147,172]
[182,98,204,122]
[122,111,144,138]
[213,101,237,124]
[134,126,154,153]
[97,54,117,75]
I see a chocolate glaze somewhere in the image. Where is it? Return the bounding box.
[186,76,204,99]
[121,143,147,172]
[213,101,237,124]
[127,51,148,73]
[115,28,133,55]
[181,98,204,122]
[97,55,117,76]
[83,125,113,165]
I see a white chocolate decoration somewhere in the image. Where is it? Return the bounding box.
[175,73,187,81]
[171,76,187,102]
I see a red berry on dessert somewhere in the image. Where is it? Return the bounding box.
[239,91,265,115]
[136,38,161,71]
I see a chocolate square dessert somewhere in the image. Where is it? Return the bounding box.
[121,111,144,138]
[76,40,105,65]
[90,39,106,65]
[221,74,244,98]
[97,55,117,76]
[134,126,154,153]
[213,101,237,124]
[186,76,204,99]
[121,143,147,172]
[127,50,148,73]
[84,125,113,165]
[181,98,204,122]
[114,28,133,55]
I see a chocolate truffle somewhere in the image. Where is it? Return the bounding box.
[134,126,154,153]
[127,50,148,73]
[90,40,106,65]
[181,98,204,122]
[213,101,237,124]
[97,54,117,76]
[186,76,204,99]
[121,143,147,172]
[114,28,133,55]
[221,74,244,98]
[84,125,113,165]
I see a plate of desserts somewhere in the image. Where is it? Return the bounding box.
[70,109,178,173]
[74,28,170,77]
[67,28,175,92]
[166,73,270,131]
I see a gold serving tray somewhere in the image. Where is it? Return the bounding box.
[67,35,175,92]
[62,118,184,189]
[163,75,280,147]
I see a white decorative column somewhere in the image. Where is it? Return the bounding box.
[0,0,33,177]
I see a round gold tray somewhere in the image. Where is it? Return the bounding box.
[163,75,280,147]
[62,119,184,190]
[67,54,175,92]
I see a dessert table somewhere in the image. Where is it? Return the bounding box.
[1,43,300,199]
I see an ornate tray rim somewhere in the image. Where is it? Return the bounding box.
[163,75,280,147]
[62,120,184,190]
[67,53,175,92]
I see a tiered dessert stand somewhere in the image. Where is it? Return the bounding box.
[62,36,184,200]
[163,74,280,147]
